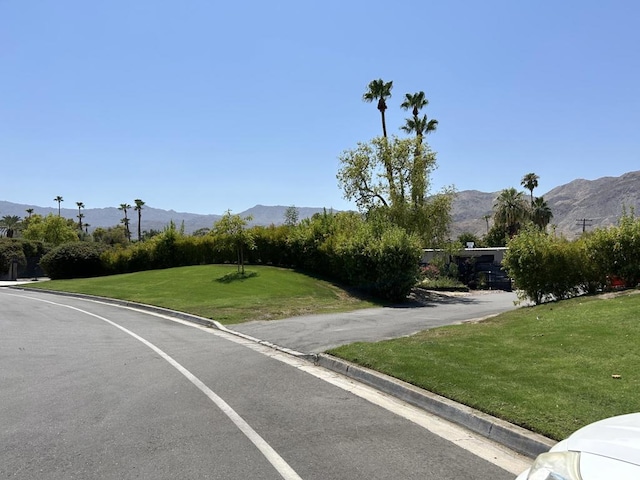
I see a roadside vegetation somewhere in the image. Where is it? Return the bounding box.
[23,264,379,324]
[329,290,640,440]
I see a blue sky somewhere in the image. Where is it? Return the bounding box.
[2,1,639,215]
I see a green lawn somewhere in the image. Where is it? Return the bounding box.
[329,291,640,440]
[23,265,378,324]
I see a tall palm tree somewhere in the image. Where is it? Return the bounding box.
[134,199,145,242]
[76,202,85,230]
[119,203,132,241]
[531,196,553,230]
[363,79,393,138]
[400,91,438,140]
[54,196,64,216]
[521,173,539,206]
[493,188,529,237]
[25,208,34,219]
[400,91,438,206]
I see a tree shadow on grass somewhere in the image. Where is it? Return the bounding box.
[215,270,259,283]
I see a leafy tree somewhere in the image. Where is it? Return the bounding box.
[54,196,64,216]
[212,211,256,274]
[337,136,452,246]
[0,215,21,238]
[22,214,79,245]
[284,205,299,227]
[531,196,553,230]
[93,225,129,246]
[493,188,529,237]
[134,199,145,241]
[363,79,393,138]
[457,232,482,248]
[521,172,539,205]
[585,208,640,288]
[192,227,211,237]
[483,223,509,247]
[504,226,589,304]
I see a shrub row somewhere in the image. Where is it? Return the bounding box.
[503,211,640,304]
[39,212,422,301]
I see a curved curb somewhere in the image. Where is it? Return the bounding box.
[9,286,554,458]
[311,353,554,458]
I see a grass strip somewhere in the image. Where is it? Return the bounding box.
[328,291,640,440]
[23,264,378,324]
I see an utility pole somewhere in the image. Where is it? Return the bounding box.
[576,218,593,233]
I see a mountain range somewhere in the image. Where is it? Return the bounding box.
[2,171,639,239]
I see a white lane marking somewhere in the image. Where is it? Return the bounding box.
[11,291,531,474]
[113,302,532,475]
[11,294,302,480]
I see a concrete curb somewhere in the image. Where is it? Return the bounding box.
[311,353,554,458]
[10,286,554,458]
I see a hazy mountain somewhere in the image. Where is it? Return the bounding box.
[0,202,328,234]
[2,171,639,238]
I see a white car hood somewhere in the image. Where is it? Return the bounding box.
[566,413,640,466]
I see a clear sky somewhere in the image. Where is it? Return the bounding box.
[2,1,639,215]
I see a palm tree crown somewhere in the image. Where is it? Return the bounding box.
[531,196,553,230]
[521,173,539,205]
[400,91,438,140]
[0,215,21,238]
[363,79,393,138]
[493,188,529,237]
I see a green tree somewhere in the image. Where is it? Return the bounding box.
[521,172,539,206]
[531,196,553,230]
[493,188,529,237]
[585,208,640,288]
[212,211,256,274]
[0,215,22,238]
[337,136,452,246]
[504,226,587,304]
[23,214,79,245]
[133,199,145,242]
[93,225,129,246]
[54,196,64,216]
[283,205,299,227]
[363,79,393,138]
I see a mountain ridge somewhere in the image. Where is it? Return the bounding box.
[2,171,639,239]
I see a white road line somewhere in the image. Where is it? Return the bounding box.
[112,301,532,475]
[12,294,303,480]
[11,291,531,475]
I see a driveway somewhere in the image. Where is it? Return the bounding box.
[232,290,520,353]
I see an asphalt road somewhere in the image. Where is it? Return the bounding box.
[233,290,520,353]
[0,289,527,479]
